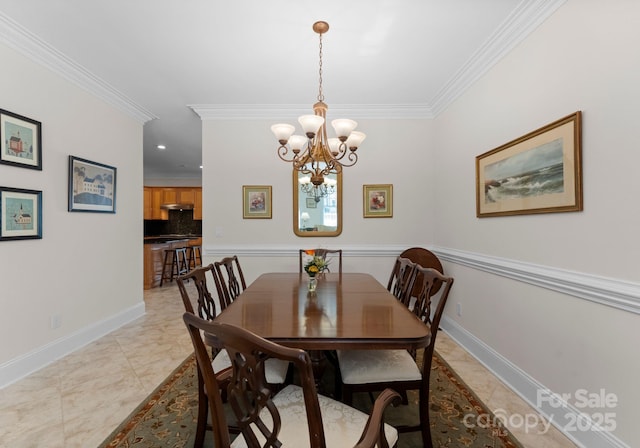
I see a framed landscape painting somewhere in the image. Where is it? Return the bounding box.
[363,184,393,218]
[476,111,582,218]
[0,187,42,241]
[0,109,42,170]
[243,185,272,219]
[68,156,117,213]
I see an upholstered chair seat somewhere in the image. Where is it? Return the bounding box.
[213,350,290,384]
[337,349,421,384]
[230,384,398,447]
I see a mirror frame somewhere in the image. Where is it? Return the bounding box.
[293,169,342,237]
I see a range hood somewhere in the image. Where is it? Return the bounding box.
[160,203,194,210]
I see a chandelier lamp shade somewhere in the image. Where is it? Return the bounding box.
[271,21,365,187]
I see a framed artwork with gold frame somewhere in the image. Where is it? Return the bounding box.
[243,185,272,219]
[363,184,393,218]
[476,111,582,218]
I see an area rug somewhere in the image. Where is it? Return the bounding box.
[99,352,523,448]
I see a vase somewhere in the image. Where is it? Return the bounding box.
[308,276,317,292]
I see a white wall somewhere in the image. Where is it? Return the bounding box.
[433,1,639,446]
[201,117,435,284]
[0,42,144,382]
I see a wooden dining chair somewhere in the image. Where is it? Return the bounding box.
[398,247,444,299]
[214,255,247,310]
[299,248,343,274]
[183,312,401,448]
[386,256,418,308]
[336,266,454,448]
[177,265,289,448]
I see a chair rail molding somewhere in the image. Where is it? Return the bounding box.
[430,246,640,315]
[204,244,640,315]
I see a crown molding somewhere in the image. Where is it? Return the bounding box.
[188,104,434,121]
[0,12,157,124]
[429,0,567,115]
[0,0,566,123]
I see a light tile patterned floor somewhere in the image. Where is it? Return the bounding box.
[0,283,576,448]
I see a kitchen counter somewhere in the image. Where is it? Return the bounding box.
[144,234,201,244]
[143,236,202,289]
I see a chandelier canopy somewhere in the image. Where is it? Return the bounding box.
[271,21,365,187]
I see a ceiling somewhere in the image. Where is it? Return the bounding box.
[0,1,562,180]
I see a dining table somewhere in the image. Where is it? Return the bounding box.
[210,272,431,383]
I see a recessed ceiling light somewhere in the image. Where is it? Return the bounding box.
[199,165,203,169]
[156,144,166,150]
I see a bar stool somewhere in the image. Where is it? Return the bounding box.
[186,245,202,270]
[160,247,189,286]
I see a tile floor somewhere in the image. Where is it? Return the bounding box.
[0,283,576,448]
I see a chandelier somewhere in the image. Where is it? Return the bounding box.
[271,21,365,188]
[299,175,336,202]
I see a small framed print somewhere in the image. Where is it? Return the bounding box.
[243,185,272,219]
[0,187,43,241]
[68,156,117,213]
[363,184,393,218]
[0,109,42,170]
[305,197,317,208]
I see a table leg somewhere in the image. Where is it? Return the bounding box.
[309,350,327,392]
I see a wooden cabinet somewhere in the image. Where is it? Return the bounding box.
[179,189,196,204]
[162,188,178,205]
[143,187,152,219]
[194,189,203,220]
[143,186,202,220]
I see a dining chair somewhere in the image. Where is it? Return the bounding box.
[398,247,444,299]
[299,248,343,274]
[214,255,247,309]
[336,266,454,448]
[177,265,289,448]
[386,256,418,308]
[183,312,401,448]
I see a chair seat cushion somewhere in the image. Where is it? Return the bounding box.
[337,349,421,384]
[213,350,289,384]
[230,384,398,447]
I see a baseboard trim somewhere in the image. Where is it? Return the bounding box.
[441,317,629,448]
[0,302,145,389]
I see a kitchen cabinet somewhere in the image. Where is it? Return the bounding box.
[143,187,167,220]
[162,188,178,205]
[143,186,202,221]
[194,189,203,220]
[179,189,196,204]
[143,188,152,219]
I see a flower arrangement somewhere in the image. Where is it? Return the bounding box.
[303,250,329,277]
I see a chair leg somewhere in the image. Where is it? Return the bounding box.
[342,384,354,406]
[160,250,173,287]
[194,368,208,448]
[419,386,433,448]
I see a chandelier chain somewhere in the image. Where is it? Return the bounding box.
[317,33,324,102]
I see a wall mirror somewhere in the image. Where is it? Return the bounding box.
[293,170,342,237]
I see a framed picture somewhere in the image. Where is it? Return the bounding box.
[0,187,42,240]
[0,109,42,170]
[243,185,272,219]
[476,111,582,218]
[363,184,393,218]
[305,197,317,209]
[68,156,117,213]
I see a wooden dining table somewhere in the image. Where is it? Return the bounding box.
[212,272,431,351]
[210,272,431,387]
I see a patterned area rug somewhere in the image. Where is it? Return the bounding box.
[99,352,523,447]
